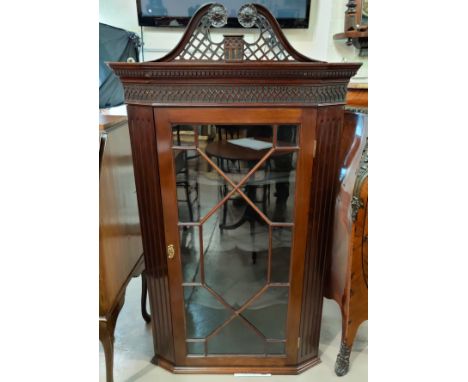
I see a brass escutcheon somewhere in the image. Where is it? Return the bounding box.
[167,244,175,259]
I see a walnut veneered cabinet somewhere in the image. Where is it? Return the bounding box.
[110,3,361,375]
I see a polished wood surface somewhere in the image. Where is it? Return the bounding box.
[125,106,350,375]
[110,3,361,375]
[346,83,368,108]
[99,116,143,314]
[127,105,176,363]
[298,105,345,362]
[324,111,368,376]
[99,114,147,382]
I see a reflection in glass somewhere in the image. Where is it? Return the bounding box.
[207,317,264,355]
[271,227,292,283]
[242,287,289,339]
[174,149,232,223]
[173,125,197,146]
[184,287,231,339]
[210,125,272,189]
[180,225,200,283]
[187,341,204,355]
[266,341,285,355]
[173,124,298,355]
[203,211,268,309]
[277,125,298,147]
[256,151,297,223]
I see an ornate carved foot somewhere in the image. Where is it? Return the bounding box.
[335,341,351,376]
[141,271,151,323]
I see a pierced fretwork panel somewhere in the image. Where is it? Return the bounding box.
[174,4,295,62]
[243,13,293,61]
[177,15,225,61]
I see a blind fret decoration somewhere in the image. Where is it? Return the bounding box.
[110,2,361,375]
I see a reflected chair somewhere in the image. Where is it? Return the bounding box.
[174,126,200,222]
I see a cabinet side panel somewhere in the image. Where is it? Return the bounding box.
[127,105,175,363]
[299,106,344,362]
[99,120,143,315]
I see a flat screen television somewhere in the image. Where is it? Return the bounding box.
[137,1,312,29]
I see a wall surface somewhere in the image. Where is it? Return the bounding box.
[99,0,367,82]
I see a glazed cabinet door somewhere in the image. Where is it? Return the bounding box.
[155,108,316,368]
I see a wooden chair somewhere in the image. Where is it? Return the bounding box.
[173,126,200,223]
[99,114,151,382]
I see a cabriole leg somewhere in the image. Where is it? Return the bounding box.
[141,271,151,323]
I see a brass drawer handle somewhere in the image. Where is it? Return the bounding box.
[167,244,175,259]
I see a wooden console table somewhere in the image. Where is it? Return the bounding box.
[99,114,150,382]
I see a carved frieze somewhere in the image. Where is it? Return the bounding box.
[109,3,361,103]
[123,83,348,106]
[112,67,359,81]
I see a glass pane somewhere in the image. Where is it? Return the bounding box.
[184,287,232,339]
[174,124,279,223]
[212,125,272,145]
[253,151,296,223]
[271,227,293,283]
[173,123,295,356]
[245,125,273,143]
[174,149,232,223]
[187,341,204,355]
[277,125,298,147]
[173,125,197,146]
[204,125,273,187]
[203,210,268,309]
[242,287,289,339]
[180,225,201,283]
[207,317,264,355]
[266,341,285,355]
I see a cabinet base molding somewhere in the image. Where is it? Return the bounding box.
[151,355,320,375]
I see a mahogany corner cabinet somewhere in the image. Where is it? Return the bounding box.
[110,3,361,375]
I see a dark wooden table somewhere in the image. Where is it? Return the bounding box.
[204,139,291,231]
[205,140,274,161]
